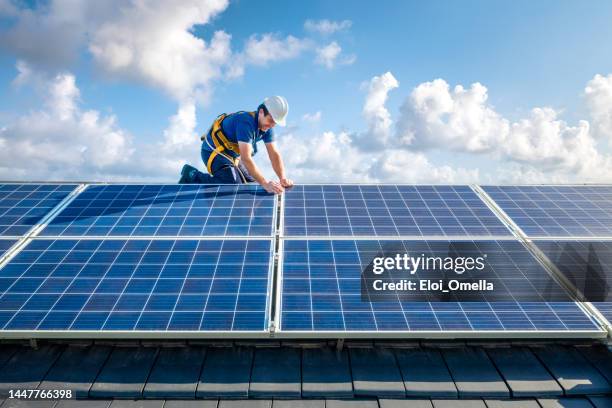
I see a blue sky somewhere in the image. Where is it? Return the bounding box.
[1,0,612,183]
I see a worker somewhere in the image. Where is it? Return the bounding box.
[179,96,293,194]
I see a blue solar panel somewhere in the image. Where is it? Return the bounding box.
[40,184,275,237]
[483,185,612,238]
[0,238,272,332]
[534,240,612,326]
[280,239,600,333]
[0,184,76,237]
[0,240,17,258]
[283,185,511,237]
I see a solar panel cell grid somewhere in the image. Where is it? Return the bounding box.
[483,185,612,238]
[0,238,272,332]
[534,240,612,326]
[284,185,511,237]
[0,240,16,258]
[280,239,599,332]
[40,184,275,237]
[0,184,76,237]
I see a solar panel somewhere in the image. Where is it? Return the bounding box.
[40,184,275,237]
[534,240,612,326]
[482,185,612,238]
[0,184,77,237]
[283,185,512,237]
[0,240,17,258]
[279,239,600,334]
[0,238,272,333]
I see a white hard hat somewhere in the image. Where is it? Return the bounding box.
[263,95,288,126]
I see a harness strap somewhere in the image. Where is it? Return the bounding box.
[201,111,257,182]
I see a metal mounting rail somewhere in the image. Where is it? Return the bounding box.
[0,183,88,268]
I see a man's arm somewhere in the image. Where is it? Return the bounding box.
[265,142,293,188]
[238,142,284,194]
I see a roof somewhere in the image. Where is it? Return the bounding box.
[1,340,612,406]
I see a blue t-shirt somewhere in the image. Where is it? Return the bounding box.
[203,110,274,158]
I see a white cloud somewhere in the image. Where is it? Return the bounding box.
[315,41,356,69]
[0,71,135,180]
[304,19,352,35]
[396,79,509,153]
[88,0,230,102]
[0,0,19,17]
[585,73,612,140]
[393,75,612,182]
[0,1,123,69]
[243,33,311,66]
[302,111,322,122]
[162,101,197,151]
[355,71,400,150]
[369,150,479,183]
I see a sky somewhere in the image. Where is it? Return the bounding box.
[1,0,612,183]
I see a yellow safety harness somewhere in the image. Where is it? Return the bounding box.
[201,111,256,181]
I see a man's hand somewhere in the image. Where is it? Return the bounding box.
[263,180,284,194]
[280,177,294,188]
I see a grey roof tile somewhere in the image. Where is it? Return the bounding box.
[249,347,301,399]
[325,400,379,408]
[38,345,112,399]
[219,401,271,408]
[533,345,612,395]
[108,401,164,408]
[197,346,253,399]
[89,347,158,399]
[589,396,612,408]
[142,347,206,399]
[394,348,457,398]
[442,348,509,398]
[578,346,612,385]
[301,347,352,398]
[0,346,19,369]
[162,401,218,408]
[54,402,112,408]
[272,401,325,408]
[432,400,486,408]
[484,399,540,407]
[486,347,562,397]
[0,345,64,398]
[350,348,405,398]
[0,400,57,408]
[537,398,595,408]
[379,399,434,407]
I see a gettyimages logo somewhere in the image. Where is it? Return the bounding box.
[359,241,577,302]
[371,253,487,275]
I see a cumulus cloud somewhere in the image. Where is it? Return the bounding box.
[393,75,612,182]
[262,71,478,184]
[304,19,352,35]
[269,128,477,184]
[302,111,322,122]
[243,33,311,65]
[0,71,134,180]
[370,150,479,183]
[315,41,356,69]
[585,73,612,140]
[353,71,400,150]
[162,101,198,151]
[273,71,612,184]
[89,0,230,102]
[0,0,93,69]
[396,79,509,152]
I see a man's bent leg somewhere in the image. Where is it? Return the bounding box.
[179,164,216,184]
